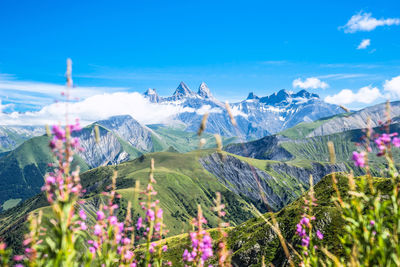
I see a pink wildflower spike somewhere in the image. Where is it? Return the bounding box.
[136,217,143,230]
[162,245,168,252]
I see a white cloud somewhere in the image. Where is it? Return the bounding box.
[383,75,400,98]
[357,39,371,49]
[194,105,222,115]
[317,73,369,80]
[0,92,197,126]
[324,86,382,105]
[341,12,400,33]
[230,105,248,118]
[292,77,329,89]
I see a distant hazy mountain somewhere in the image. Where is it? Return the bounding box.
[143,82,345,139]
[0,126,44,152]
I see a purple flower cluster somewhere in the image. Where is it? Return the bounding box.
[43,121,84,203]
[87,183,140,265]
[183,209,213,266]
[296,215,323,250]
[375,132,400,155]
[352,151,366,167]
[296,216,312,248]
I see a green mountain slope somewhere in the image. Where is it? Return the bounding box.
[0,147,344,254]
[154,174,393,266]
[225,173,393,266]
[0,136,90,210]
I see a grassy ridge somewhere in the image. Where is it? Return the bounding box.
[0,135,90,210]
[148,125,238,153]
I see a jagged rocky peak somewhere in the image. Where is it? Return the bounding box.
[144,88,157,95]
[246,92,259,100]
[260,89,291,104]
[259,89,319,105]
[293,89,319,99]
[197,82,213,99]
[172,81,195,99]
[144,88,162,103]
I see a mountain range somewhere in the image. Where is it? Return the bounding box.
[143,82,345,139]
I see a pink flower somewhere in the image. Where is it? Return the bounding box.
[301,236,310,247]
[79,209,87,220]
[393,137,400,147]
[316,230,323,240]
[52,125,65,140]
[370,220,375,226]
[80,222,87,230]
[146,209,155,221]
[352,151,366,167]
[149,244,155,253]
[156,208,163,219]
[124,250,134,260]
[46,176,56,185]
[122,237,131,245]
[89,247,96,254]
[108,216,118,225]
[162,245,168,252]
[13,255,24,261]
[94,224,102,236]
[96,211,105,220]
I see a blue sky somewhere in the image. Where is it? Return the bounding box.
[1,0,400,115]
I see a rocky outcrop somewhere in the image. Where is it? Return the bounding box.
[0,126,44,151]
[96,115,159,152]
[75,126,133,168]
[224,135,294,160]
[199,153,346,211]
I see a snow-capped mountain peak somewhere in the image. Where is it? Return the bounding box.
[172,82,195,100]
[144,88,161,103]
[197,82,213,99]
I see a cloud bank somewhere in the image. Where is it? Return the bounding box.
[384,75,400,98]
[0,92,229,126]
[324,86,382,105]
